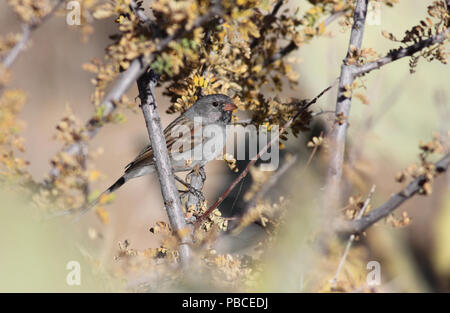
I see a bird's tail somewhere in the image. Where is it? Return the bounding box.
[45,176,127,222]
[71,176,127,222]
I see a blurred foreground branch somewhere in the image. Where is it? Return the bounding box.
[1,0,64,69]
[137,70,191,266]
[340,153,450,235]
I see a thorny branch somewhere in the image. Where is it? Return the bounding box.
[137,70,192,266]
[339,153,450,235]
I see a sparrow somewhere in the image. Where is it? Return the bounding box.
[79,94,236,216]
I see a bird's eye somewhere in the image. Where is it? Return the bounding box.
[212,101,219,107]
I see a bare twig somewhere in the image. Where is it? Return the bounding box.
[2,0,65,69]
[196,82,337,226]
[323,0,369,207]
[339,153,450,235]
[137,70,191,266]
[330,185,376,288]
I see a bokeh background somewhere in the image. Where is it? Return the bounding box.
[0,0,448,292]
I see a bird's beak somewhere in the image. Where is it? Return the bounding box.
[223,102,237,111]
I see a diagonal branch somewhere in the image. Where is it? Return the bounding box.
[323,0,369,207]
[339,153,450,235]
[137,70,191,266]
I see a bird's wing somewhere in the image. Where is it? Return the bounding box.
[124,115,202,172]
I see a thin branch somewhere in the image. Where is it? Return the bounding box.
[195,82,337,226]
[352,27,450,77]
[339,153,450,235]
[137,70,191,266]
[323,0,369,207]
[2,0,65,69]
[330,184,376,288]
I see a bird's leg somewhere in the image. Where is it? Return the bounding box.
[175,175,205,202]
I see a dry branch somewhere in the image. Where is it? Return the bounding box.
[137,70,192,266]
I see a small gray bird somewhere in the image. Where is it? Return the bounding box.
[79,94,236,216]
